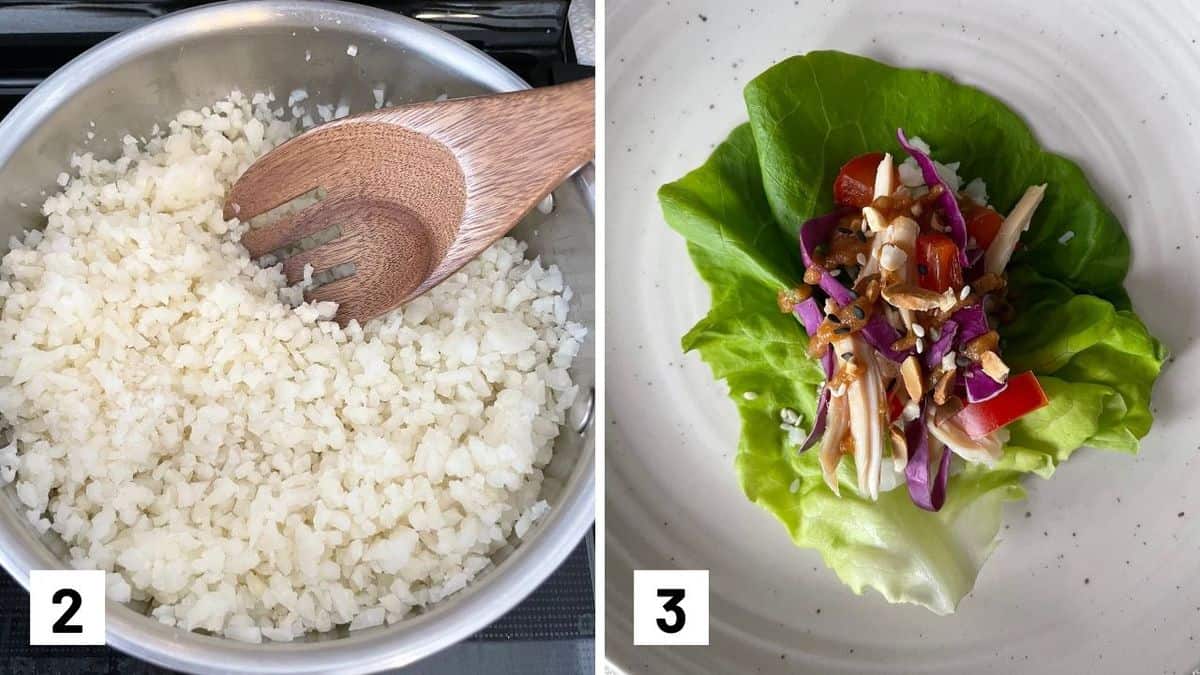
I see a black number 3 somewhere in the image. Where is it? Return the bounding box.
[656,588,686,634]
[51,588,83,634]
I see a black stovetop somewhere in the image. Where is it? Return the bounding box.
[0,2,593,673]
[0,0,592,116]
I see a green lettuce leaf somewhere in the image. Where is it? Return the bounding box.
[660,51,1165,615]
[1003,267,1166,453]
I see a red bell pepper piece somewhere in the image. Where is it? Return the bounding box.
[954,371,1048,439]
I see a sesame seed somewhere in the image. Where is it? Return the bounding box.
[915,338,925,353]
[912,324,926,338]
[789,479,800,494]
[743,391,758,400]
[1058,230,1076,244]
[960,285,971,300]
[929,327,941,341]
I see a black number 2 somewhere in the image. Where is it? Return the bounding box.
[656,588,686,634]
[51,588,83,634]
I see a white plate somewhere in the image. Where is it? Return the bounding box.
[604,1,1197,672]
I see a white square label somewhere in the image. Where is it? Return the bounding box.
[29,570,106,645]
[633,569,709,646]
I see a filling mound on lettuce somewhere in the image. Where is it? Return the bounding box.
[659,51,1165,614]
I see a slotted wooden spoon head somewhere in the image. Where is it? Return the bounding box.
[225,77,594,324]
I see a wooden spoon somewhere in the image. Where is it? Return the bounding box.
[224,77,594,325]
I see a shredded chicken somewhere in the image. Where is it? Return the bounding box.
[857,233,885,280]
[984,184,1046,276]
[838,336,886,500]
[928,415,1003,465]
[873,152,895,198]
[819,393,850,495]
[862,206,886,233]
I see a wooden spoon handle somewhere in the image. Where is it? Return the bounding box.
[363,78,595,298]
[445,77,596,201]
[445,78,595,268]
[366,77,594,209]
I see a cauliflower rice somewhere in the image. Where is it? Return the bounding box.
[0,91,584,642]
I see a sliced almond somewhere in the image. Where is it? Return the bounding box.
[932,369,956,405]
[980,350,1010,382]
[900,355,924,401]
[882,283,955,312]
[962,330,1000,360]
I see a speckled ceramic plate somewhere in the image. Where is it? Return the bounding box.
[605,1,1197,673]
